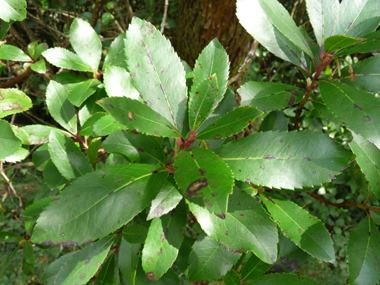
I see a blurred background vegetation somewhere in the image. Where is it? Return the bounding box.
[1,0,378,284]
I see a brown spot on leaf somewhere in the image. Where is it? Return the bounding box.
[217,213,226,219]
[198,168,207,176]
[363,116,371,122]
[146,271,155,281]
[187,178,208,198]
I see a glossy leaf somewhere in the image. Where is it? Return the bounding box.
[188,234,241,282]
[347,216,380,285]
[0,119,21,161]
[103,33,128,70]
[123,225,148,244]
[312,98,341,126]
[350,132,380,199]
[43,159,67,190]
[32,144,49,171]
[241,253,271,281]
[174,147,234,216]
[21,197,55,218]
[80,112,125,137]
[42,48,93,72]
[216,131,353,189]
[119,238,141,284]
[192,38,229,106]
[32,164,168,246]
[142,201,186,280]
[69,18,101,71]
[104,65,139,99]
[305,0,339,46]
[237,0,310,68]
[68,78,100,107]
[320,80,380,149]
[340,54,380,93]
[103,129,165,165]
[124,18,187,132]
[261,193,334,262]
[30,60,46,73]
[0,44,31,61]
[196,107,262,140]
[46,80,77,134]
[324,35,360,52]
[246,273,321,285]
[239,81,304,112]
[48,131,92,181]
[337,30,380,56]
[258,111,287,132]
[87,137,101,164]
[11,125,29,145]
[21,125,70,145]
[187,189,278,264]
[94,254,116,285]
[0,88,32,118]
[28,42,48,61]
[188,74,218,131]
[0,0,26,22]
[97,97,181,138]
[79,86,106,125]
[3,146,28,163]
[40,236,114,285]
[147,179,182,220]
[223,269,240,285]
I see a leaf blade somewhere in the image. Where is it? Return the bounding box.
[0,88,32,119]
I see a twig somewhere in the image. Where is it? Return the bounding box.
[27,12,68,40]
[227,40,259,88]
[0,162,22,207]
[160,0,169,33]
[0,67,33,88]
[307,191,380,213]
[125,0,134,26]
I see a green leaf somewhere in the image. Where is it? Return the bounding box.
[28,42,48,61]
[187,188,278,264]
[30,60,46,74]
[48,131,92,181]
[188,234,241,282]
[103,32,128,70]
[174,147,233,216]
[21,125,71,145]
[3,146,28,163]
[46,80,77,134]
[340,54,380,93]
[40,236,114,285]
[312,98,341,126]
[104,66,139,99]
[188,74,219,131]
[0,0,26,22]
[32,144,49,170]
[80,113,125,137]
[124,18,187,132]
[237,0,308,68]
[239,81,304,112]
[223,269,240,285]
[87,137,101,164]
[69,18,101,71]
[192,38,229,106]
[43,159,67,190]
[347,216,380,285]
[23,240,35,264]
[0,231,23,242]
[196,107,262,140]
[135,264,180,285]
[0,44,31,61]
[350,132,380,199]
[324,35,360,52]
[0,244,21,278]
[261,193,334,262]
[21,197,55,218]
[240,253,271,281]
[0,119,21,161]
[0,20,11,40]
[119,238,141,284]
[320,80,380,149]
[175,235,195,272]
[97,97,181,138]
[216,130,353,189]
[103,130,165,165]
[68,78,100,107]
[258,111,288,132]
[32,164,168,246]
[305,0,339,46]
[79,86,106,125]
[246,273,321,285]
[0,88,32,118]
[337,30,380,56]
[142,201,186,280]
[123,225,148,244]
[147,179,182,220]
[94,254,116,285]
[336,0,380,38]
[42,47,93,72]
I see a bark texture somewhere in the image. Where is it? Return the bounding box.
[175,0,253,75]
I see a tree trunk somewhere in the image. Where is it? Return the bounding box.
[175,0,253,75]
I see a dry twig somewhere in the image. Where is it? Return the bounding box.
[160,0,169,33]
